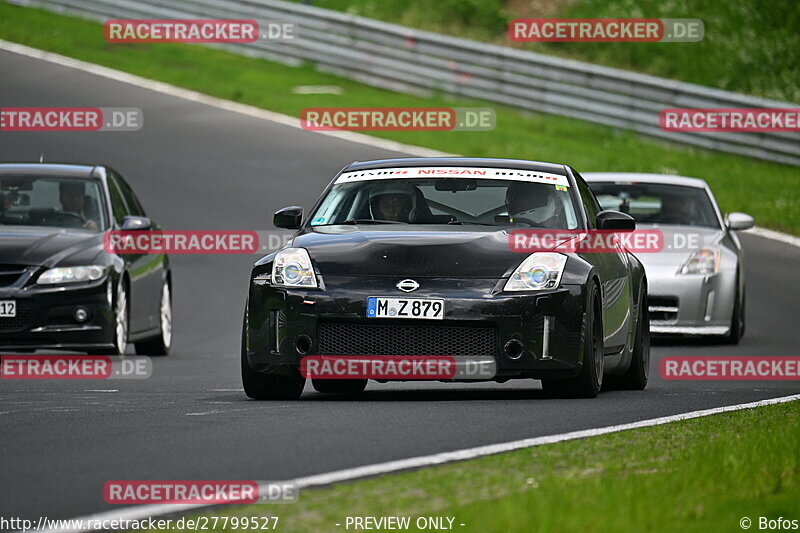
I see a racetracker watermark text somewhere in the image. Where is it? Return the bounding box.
[104,19,295,43]
[660,357,800,380]
[508,229,705,253]
[660,108,800,132]
[301,355,496,380]
[104,481,297,504]
[300,107,495,131]
[0,107,142,131]
[0,355,151,379]
[103,230,294,254]
[509,18,704,42]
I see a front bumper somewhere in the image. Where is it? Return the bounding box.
[645,266,735,336]
[0,278,115,352]
[246,276,589,380]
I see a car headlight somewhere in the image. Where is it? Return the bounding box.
[36,265,107,285]
[271,248,318,288]
[505,253,568,291]
[680,247,720,275]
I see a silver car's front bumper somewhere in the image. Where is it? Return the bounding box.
[645,265,736,336]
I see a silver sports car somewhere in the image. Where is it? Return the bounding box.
[584,173,753,344]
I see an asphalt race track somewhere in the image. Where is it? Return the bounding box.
[1,49,799,523]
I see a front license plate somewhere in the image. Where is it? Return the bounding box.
[0,300,16,318]
[367,297,444,320]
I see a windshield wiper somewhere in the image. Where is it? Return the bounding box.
[341,219,406,225]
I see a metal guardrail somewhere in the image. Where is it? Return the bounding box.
[12,0,800,165]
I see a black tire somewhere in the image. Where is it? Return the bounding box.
[541,283,603,398]
[110,280,129,356]
[604,289,649,391]
[312,378,367,394]
[135,280,172,356]
[725,284,745,345]
[240,308,305,400]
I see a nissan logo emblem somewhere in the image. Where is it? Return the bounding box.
[396,279,419,292]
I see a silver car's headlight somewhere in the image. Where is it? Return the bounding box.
[271,248,317,288]
[505,252,567,291]
[37,265,107,285]
[680,247,720,275]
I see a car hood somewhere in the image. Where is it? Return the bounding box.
[0,227,105,268]
[292,225,528,278]
[632,225,724,270]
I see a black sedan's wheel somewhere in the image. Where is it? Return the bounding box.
[541,283,603,398]
[135,281,172,356]
[111,281,129,356]
[240,309,305,400]
[604,289,649,391]
[312,379,367,394]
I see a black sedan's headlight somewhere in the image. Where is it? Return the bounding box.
[36,265,107,285]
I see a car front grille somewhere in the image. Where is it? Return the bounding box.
[0,264,29,287]
[0,300,34,332]
[318,322,496,357]
[648,296,679,322]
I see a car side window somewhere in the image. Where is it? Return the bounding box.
[107,175,129,225]
[574,173,601,229]
[114,173,147,217]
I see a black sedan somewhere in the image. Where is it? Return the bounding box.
[0,163,171,355]
[243,158,648,399]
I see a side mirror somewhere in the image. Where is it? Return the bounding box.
[596,210,635,232]
[119,216,151,231]
[274,206,303,229]
[726,212,754,231]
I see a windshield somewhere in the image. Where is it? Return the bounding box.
[589,182,720,229]
[0,176,108,232]
[308,176,579,229]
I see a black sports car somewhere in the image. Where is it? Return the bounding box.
[243,158,648,399]
[0,163,171,355]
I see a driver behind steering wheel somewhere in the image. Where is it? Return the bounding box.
[368,183,416,223]
[58,181,99,230]
[505,182,562,228]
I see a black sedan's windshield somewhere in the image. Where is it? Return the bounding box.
[0,176,108,232]
[308,177,579,229]
[590,182,720,229]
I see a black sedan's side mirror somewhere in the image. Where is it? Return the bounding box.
[274,206,303,229]
[596,210,635,232]
[120,216,152,231]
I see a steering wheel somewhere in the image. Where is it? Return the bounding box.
[512,213,564,228]
[47,211,86,228]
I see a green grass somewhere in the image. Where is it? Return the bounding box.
[139,400,800,533]
[1,3,798,234]
[294,0,800,102]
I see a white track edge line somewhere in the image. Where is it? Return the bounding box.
[1,40,799,250]
[32,393,800,533]
[743,227,800,249]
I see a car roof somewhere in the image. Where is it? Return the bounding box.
[0,163,103,179]
[582,172,709,189]
[345,157,568,175]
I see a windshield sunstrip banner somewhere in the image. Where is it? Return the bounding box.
[335,167,570,187]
